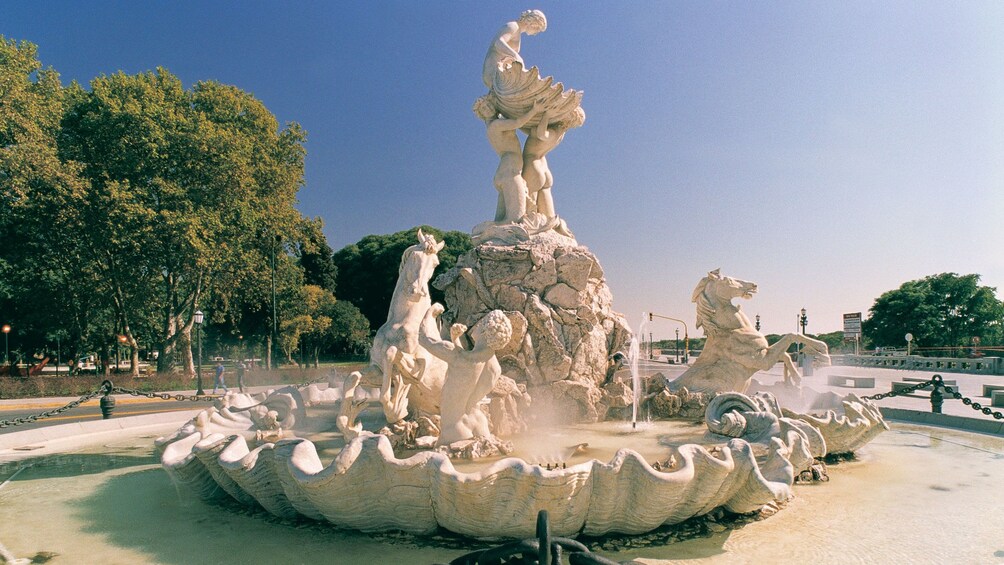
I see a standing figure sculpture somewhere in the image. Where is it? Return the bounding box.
[669,269,831,394]
[473,96,543,224]
[522,106,585,236]
[482,9,547,88]
[348,230,449,423]
[419,304,512,446]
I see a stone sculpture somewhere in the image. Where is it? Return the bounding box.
[474,9,585,244]
[473,96,544,224]
[156,11,892,543]
[419,304,512,446]
[670,269,831,394]
[157,388,887,537]
[482,9,547,88]
[434,235,632,422]
[348,229,448,423]
[522,105,585,237]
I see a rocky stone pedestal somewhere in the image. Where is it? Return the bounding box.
[434,231,630,422]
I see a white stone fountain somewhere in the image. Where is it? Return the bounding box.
[156,9,887,539]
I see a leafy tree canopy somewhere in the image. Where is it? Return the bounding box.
[863,273,1004,349]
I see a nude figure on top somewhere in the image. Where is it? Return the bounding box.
[482,9,547,88]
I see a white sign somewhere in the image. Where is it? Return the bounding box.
[843,312,862,340]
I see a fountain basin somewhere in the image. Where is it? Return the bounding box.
[156,392,887,539]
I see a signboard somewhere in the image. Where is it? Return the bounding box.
[843,312,862,340]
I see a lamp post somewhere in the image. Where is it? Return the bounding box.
[2,324,10,367]
[271,234,280,371]
[675,328,680,364]
[649,313,689,364]
[755,314,761,332]
[800,308,807,335]
[194,310,205,395]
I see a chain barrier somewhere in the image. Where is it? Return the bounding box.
[108,385,219,403]
[0,381,110,429]
[863,374,1004,420]
[942,383,1004,420]
[862,377,937,401]
[0,379,224,429]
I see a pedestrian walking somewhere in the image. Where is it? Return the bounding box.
[212,361,227,394]
[237,361,247,393]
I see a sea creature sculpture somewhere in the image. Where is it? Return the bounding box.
[670,269,830,394]
[348,230,448,423]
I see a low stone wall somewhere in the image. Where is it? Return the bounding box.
[833,354,1003,375]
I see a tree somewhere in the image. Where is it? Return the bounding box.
[59,69,308,374]
[333,226,472,329]
[0,37,106,366]
[326,300,370,356]
[863,273,1004,350]
[297,218,338,294]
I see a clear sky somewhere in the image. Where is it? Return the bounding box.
[5,1,1003,339]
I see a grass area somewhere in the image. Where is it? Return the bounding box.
[0,361,367,400]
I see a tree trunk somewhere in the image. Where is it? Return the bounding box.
[265,335,273,371]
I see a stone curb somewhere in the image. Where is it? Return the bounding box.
[879,407,1004,436]
[0,409,201,453]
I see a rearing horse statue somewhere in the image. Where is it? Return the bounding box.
[669,269,830,395]
[349,230,449,423]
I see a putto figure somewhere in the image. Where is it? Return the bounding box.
[419,304,512,445]
[474,96,543,223]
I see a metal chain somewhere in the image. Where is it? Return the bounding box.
[942,384,1004,420]
[0,385,108,428]
[110,386,219,403]
[862,377,936,401]
[864,375,1004,421]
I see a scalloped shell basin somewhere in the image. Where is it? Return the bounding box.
[156,409,861,540]
[1,424,1003,564]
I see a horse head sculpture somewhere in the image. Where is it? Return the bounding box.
[398,229,446,303]
[671,268,831,394]
[693,268,758,335]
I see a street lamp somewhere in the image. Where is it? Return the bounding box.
[675,328,680,363]
[755,314,761,332]
[649,313,689,364]
[194,310,205,396]
[800,308,807,335]
[2,324,10,367]
[116,334,127,373]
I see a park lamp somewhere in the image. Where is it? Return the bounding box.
[194,310,205,396]
[2,324,9,367]
[755,314,761,332]
[800,308,808,334]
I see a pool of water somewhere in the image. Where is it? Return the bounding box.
[1,423,1003,564]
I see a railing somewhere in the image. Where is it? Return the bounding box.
[833,354,1003,375]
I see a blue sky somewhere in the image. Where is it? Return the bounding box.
[5,1,1003,338]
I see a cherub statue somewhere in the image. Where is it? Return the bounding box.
[473,96,544,224]
[522,105,585,236]
[419,304,513,446]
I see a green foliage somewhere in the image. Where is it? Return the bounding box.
[1,40,314,375]
[333,226,473,329]
[297,217,338,294]
[863,273,1004,349]
[326,300,371,356]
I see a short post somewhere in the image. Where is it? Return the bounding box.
[99,379,115,419]
[930,375,944,414]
